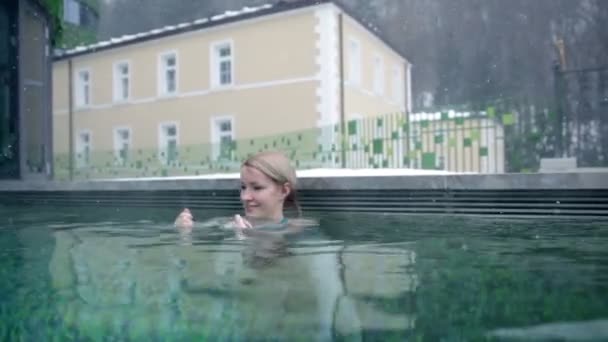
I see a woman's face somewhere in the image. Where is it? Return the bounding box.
[240,165,288,221]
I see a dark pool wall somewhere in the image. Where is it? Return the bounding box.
[1,173,607,216]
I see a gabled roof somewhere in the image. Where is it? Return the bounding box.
[54,0,406,62]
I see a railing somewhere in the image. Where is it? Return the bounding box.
[53,110,514,180]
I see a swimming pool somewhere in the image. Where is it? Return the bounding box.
[1,204,607,340]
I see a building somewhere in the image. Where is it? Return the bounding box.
[0,0,53,180]
[51,0,411,180]
[60,0,100,48]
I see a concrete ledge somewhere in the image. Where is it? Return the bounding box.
[0,172,607,191]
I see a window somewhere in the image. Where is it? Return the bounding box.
[76,130,91,168]
[113,127,131,166]
[113,61,130,102]
[159,52,177,95]
[159,122,178,165]
[75,69,90,107]
[348,38,361,85]
[373,54,384,95]
[63,0,80,25]
[392,65,403,104]
[211,41,233,87]
[211,116,234,160]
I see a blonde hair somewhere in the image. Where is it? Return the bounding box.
[242,151,301,217]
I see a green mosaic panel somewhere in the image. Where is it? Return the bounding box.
[421,120,429,128]
[455,117,465,125]
[441,112,449,120]
[51,111,510,179]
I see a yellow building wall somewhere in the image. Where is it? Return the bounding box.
[51,4,415,179]
[342,15,408,121]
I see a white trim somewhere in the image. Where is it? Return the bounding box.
[157,121,180,165]
[157,50,179,97]
[347,36,361,86]
[314,6,339,127]
[112,126,132,165]
[372,52,384,96]
[75,129,92,168]
[74,67,91,108]
[406,63,412,113]
[210,115,235,160]
[391,63,402,105]
[112,60,131,103]
[55,75,318,114]
[209,39,235,89]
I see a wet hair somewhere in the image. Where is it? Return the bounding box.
[242,151,301,217]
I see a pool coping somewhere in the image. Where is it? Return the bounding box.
[1,172,607,191]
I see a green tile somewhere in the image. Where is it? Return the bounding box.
[373,139,384,154]
[441,112,449,120]
[348,120,358,135]
[487,106,496,118]
[464,138,472,147]
[421,120,429,128]
[479,147,489,157]
[455,117,465,125]
[415,141,422,150]
[502,113,515,125]
[434,135,444,144]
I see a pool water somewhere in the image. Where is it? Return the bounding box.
[1,205,607,341]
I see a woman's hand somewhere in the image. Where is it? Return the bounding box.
[233,214,252,240]
[174,208,194,230]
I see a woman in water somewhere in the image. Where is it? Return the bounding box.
[175,150,309,239]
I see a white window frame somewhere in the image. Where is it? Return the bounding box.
[373,53,384,96]
[158,51,178,96]
[158,121,179,165]
[63,0,80,25]
[210,40,234,88]
[113,60,131,102]
[113,126,132,166]
[348,37,361,85]
[76,129,92,168]
[75,68,91,108]
[210,116,235,161]
[392,64,403,105]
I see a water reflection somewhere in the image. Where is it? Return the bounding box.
[48,220,418,339]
